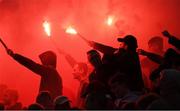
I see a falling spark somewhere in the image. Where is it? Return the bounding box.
[66,26,77,35]
[43,21,51,37]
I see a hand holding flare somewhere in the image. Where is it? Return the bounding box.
[65,26,94,46]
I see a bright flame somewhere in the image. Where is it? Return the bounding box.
[43,21,51,37]
[107,16,114,26]
[66,26,77,35]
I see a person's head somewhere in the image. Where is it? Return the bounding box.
[2,89,19,106]
[87,50,102,68]
[54,96,71,110]
[85,92,113,110]
[72,62,88,80]
[109,72,130,98]
[117,35,138,51]
[36,91,52,109]
[148,36,163,53]
[39,50,57,68]
[28,103,44,110]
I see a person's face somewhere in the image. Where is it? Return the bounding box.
[119,42,128,50]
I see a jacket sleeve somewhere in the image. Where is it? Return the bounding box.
[92,42,117,54]
[65,54,77,68]
[12,53,46,76]
[146,52,163,64]
[168,36,180,49]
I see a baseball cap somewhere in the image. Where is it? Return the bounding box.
[117,35,138,48]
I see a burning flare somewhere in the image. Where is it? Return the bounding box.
[107,16,114,26]
[66,26,77,35]
[43,21,51,37]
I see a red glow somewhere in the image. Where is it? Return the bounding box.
[0,0,179,108]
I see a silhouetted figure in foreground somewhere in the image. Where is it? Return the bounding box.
[84,80,114,110]
[0,102,5,110]
[148,69,180,109]
[138,36,164,90]
[36,91,53,109]
[54,96,71,110]
[7,49,63,100]
[28,103,44,110]
[88,35,144,91]
[109,72,141,109]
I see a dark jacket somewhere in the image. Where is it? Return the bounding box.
[11,52,62,100]
[92,42,144,91]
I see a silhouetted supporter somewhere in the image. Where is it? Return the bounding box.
[109,72,141,109]
[36,91,53,109]
[54,96,71,110]
[162,30,180,49]
[58,49,89,109]
[138,36,164,90]
[159,69,180,109]
[28,103,44,110]
[0,102,5,110]
[148,69,180,109]
[88,35,144,91]
[159,48,180,70]
[2,89,22,110]
[84,80,114,110]
[86,50,109,85]
[6,49,63,100]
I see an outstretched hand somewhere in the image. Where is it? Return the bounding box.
[6,49,14,57]
[87,40,95,47]
[162,30,171,38]
[137,49,148,56]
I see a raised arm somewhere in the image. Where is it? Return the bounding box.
[162,30,180,49]
[7,49,45,75]
[88,41,117,54]
[138,49,163,64]
[57,48,77,68]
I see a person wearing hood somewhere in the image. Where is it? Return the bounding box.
[6,49,62,100]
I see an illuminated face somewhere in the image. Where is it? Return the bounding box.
[119,42,127,49]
